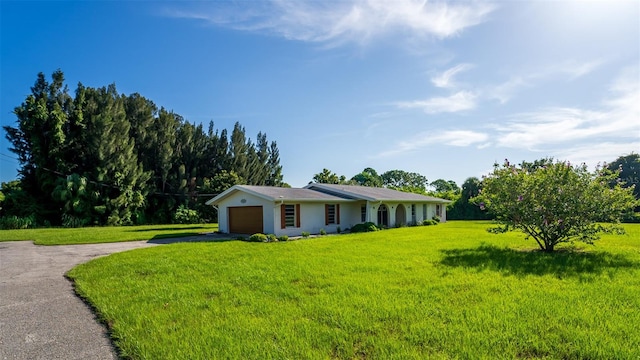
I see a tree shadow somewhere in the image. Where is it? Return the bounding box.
[439,244,638,279]
[127,226,209,232]
[147,233,236,244]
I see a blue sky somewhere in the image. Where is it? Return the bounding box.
[1,0,638,188]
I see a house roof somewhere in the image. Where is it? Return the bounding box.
[206,184,452,206]
[205,185,349,205]
[305,183,452,203]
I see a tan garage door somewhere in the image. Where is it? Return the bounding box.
[228,206,264,234]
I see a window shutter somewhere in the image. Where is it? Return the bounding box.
[336,204,340,224]
[280,204,286,229]
[295,204,301,227]
[325,204,329,225]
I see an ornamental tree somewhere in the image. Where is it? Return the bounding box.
[474,159,637,252]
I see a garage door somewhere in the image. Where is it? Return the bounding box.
[228,206,264,234]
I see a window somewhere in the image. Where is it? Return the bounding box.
[281,204,300,228]
[422,204,427,221]
[325,204,340,225]
[361,205,366,222]
[411,204,416,224]
[285,205,296,227]
[436,204,442,218]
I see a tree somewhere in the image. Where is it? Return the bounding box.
[475,159,637,252]
[312,168,348,184]
[607,153,639,212]
[382,170,428,192]
[447,177,490,220]
[430,179,459,193]
[351,167,382,187]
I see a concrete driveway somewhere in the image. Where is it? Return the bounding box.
[0,240,160,360]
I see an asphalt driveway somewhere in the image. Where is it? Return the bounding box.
[0,240,160,360]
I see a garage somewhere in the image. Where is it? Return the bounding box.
[228,206,264,234]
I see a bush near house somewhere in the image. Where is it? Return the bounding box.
[248,233,268,242]
[350,222,379,233]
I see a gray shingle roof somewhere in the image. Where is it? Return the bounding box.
[207,184,451,205]
[207,185,348,204]
[305,183,451,202]
[238,185,349,201]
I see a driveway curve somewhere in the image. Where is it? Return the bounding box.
[0,240,160,360]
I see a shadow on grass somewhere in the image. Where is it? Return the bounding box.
[147,233,236,244]
[127,226,209,232]
[439,244,638,279]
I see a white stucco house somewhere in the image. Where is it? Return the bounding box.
[206,183,451,236]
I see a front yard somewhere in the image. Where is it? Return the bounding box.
[67,221,640,359]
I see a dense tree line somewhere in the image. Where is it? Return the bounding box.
[1,70,283,227]
[310,167,487,220]
[311,154,639,222]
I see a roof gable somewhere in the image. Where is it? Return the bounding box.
[205,185,349,205]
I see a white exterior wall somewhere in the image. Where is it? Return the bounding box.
[215,191,448,236]
[216,191,275,234]
[368,202,447,227]
[273,202,350,237]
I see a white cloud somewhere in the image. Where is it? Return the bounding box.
[484,60,603,104]
[431,63,474,88]
[493,66,639,151]
[378,130,489,157]
[555,142,640,167]
[396,91,477,114]
[165,0,496,45]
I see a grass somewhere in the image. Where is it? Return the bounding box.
[67,221,640,359]
[0,223,219,245]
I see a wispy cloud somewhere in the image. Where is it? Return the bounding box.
[431,63,474,88]
[378,130,489,157]
[165,0,496,46]
[484,59,604,104]
[396,91,477,114]
[493,66,639,151]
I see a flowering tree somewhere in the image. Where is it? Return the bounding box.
[475,160,637,252]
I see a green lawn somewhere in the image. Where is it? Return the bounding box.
[67,221,640,359]
[0,223,219,245]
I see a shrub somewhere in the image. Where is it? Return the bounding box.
[266,234,278,242]
[319,229,327,235]
[0,215,37,230]
[336,226,341,233]
[277,235,289,242]
[62,214,89,228]
[248,233,268,242]
[432,216,441,223]
[350,222,379,233]
[422,219,438,226]
[234,235,246,241]
[173,205,201,224]
[301,231,310,238]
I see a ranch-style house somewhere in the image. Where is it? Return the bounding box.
[206,184,451,237]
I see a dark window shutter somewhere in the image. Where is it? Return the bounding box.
[325,204,329,225]
[337,204,340,225]
[296,204,301,227]
[280,204,286,229]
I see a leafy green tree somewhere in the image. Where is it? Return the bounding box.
[607,153,639,212]
[430,179,459,193]
[3,70,285,226]
[475,160,637,252]
[312,168,349,184]
[266,141,284,186]
[351,167,382,187]
[4,70,72,223]
[447,177,490,220]
[382,170,428,192]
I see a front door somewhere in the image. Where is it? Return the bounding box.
[377,204,389,227]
